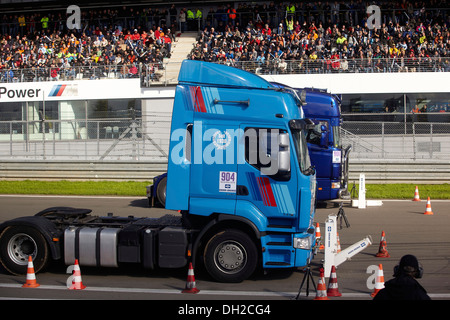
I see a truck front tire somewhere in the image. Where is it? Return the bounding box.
[0,226,49,275]
[203,229,258,283]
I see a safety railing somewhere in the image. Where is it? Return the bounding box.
[0,118,170,161]
[2,56,449,86]
[1,119,449,161]
[0,64,142,83]
[342,121,450,160]
[213,57,450,76]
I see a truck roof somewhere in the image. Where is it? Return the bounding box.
[178,60,274,89]
[303,89,341,118]
[270,82,340,118]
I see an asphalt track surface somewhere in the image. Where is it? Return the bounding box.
[0,195,449,303]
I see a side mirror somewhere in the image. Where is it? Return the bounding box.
[260,132,290,176]
[278,132,290,173]
[320,125,328,147]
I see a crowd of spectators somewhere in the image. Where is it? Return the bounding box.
[0,5,178,82]
[190,1,450,74]
[0,1,449,82]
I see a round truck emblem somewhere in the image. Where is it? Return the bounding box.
[212,130,231,150]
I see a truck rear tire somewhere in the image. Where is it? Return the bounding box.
[0,226,49,275]
[156,176,167,207]
[203,229,258,283]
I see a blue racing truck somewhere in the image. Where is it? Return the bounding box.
[0,60,317,283]
[298,87,351,201]
[149,85,351,205]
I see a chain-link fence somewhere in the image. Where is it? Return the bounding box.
[1,118,449,161]
[0,118,170,161]
[342,121,450,160]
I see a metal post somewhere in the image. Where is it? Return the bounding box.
[381,122,385,158]
[358,173,366,209]
[42,91,46,159]
[9,122,12,156]
[97,121,100,156]
[412,121,416,160]
[403,94,407,134]
[430,123,433,159]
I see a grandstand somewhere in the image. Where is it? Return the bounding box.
[1,0,449,80]
[0,0,449,171]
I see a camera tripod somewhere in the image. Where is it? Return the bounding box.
[294,265,316,300]
[336,201,350,229]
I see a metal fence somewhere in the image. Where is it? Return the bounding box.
[342,121,450,160]
[2,56,449,86]
[220,57,450,76]
[0,64,144,83]
[0,118,169,161]
[0,62,168,84]
[141,58,450,87]
[1,118,449,161]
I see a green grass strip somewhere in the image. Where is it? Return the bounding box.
[349,183,450,199]
[0,180,152,197]
[0,180,449,199]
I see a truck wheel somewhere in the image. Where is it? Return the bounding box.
[203,229,258,283]
[0,226,49,275]
[156,176,167,207]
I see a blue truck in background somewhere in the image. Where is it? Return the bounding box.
[0,60,317,283]
[268,84,351,201]
[289,87,351,201]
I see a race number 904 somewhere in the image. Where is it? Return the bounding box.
[219,171,236,193]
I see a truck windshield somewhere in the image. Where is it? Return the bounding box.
[291,129,314,175]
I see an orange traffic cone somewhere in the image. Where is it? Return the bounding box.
[68,259,86,290]
[182,262,200,293]
[424,197,434,215]
[22,255,40,288]
[315,223,324,250]
[314,268,329,300]
[375,231,390,258]
[327,266,342,297]
[412,186,421,201]
[371,264,385,297]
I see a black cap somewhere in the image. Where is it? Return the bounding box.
[395,254,422,278]
[399,254,419,270]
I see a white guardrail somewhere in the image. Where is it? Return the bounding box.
[1,159,449,183]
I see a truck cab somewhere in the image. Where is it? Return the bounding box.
[302,88,351,201]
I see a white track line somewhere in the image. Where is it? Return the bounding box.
[1,283,450,299]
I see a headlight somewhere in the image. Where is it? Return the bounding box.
[331,182,341,189]
[293,236,312,250]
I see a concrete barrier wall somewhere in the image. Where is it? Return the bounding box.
[348,159,450,184]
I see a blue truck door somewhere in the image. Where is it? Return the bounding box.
[236,125,297,220]
[189,120,238,216]
[306,119,333,200]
